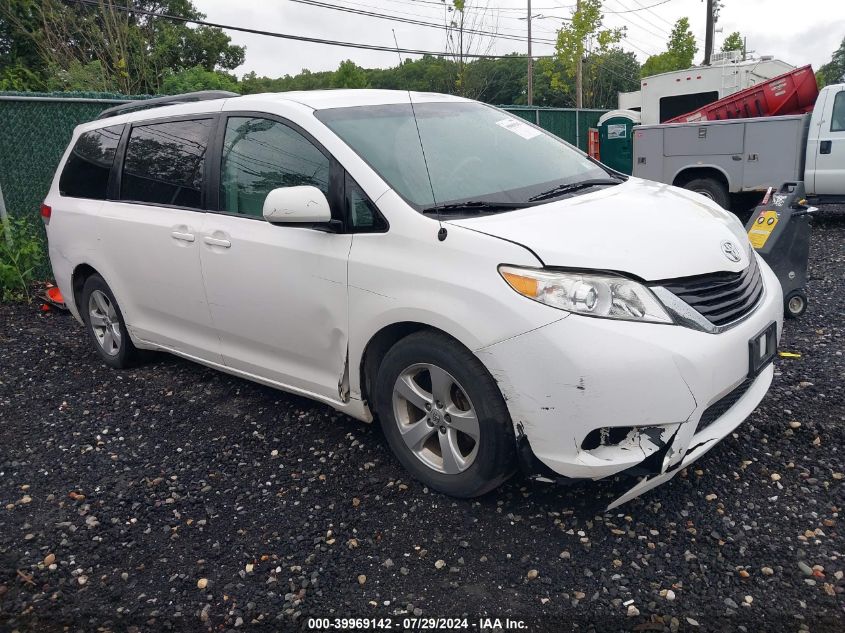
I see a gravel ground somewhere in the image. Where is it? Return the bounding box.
[1,210,843,633]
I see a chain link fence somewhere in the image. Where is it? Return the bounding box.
[0,92,145,223]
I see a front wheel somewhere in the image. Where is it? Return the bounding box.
[374,331,516,497]
[784,290,808,319]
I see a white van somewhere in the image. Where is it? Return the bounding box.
[43,90,782,508]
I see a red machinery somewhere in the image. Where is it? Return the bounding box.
[587,128,600,161]
[666,65,818,124]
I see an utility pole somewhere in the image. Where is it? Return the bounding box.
[703,0,715,65]
[527,0,533,105]
[575,0,583,108]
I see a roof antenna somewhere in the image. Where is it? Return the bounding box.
[392,29,445,242]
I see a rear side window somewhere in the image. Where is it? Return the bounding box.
[121,119,213,209]
[59,125,123,199]
[220,117,330,217]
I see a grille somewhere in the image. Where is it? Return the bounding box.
[659,256,764,327]
[696,376,754,433]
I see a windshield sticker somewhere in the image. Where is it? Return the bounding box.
[496,118,542,140]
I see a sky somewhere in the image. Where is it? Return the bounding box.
[192,0,843,81]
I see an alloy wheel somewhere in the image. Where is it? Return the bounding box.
[88,290,122,356]
[391,363,480,474]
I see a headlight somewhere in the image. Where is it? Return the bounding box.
[499,265,673,324]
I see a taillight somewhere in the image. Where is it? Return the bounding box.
[40,203,52,224]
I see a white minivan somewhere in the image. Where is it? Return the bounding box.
[44,90,782,508]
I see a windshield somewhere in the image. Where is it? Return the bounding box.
[315,101,610,211]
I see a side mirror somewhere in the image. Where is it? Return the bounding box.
[263,186,332,224]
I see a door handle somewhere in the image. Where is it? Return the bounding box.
[171,231,195,242]
[820,140,832,154]
[203,236,231,248]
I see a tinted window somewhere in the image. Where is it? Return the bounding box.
[831,91,845,132]
[121,119,212,209]
[59,125,123,199]
[345,173,386,231]
[220,117,330,217]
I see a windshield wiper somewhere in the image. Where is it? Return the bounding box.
[421,200,535,215]
[527,178,623,202]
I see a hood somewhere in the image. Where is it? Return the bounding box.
[447,178,751,281]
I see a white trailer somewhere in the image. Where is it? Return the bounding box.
[619,52,795,125]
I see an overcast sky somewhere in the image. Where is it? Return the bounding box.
[193,0,843,81]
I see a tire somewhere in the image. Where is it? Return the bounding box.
[784,290,808,319]
[683,177,730,210]
[374,331,516,498]
[80,274,141,369]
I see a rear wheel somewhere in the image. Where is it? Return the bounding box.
[81,274,141,368]
[683,177,730,210]
[374,331,516,497]
[784,290,808,319]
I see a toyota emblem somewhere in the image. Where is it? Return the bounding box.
[721,240,742,263]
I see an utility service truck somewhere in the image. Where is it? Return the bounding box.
[631,82,845,208]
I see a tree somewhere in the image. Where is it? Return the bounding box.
[0,0,245,94]
[0,0,47,89]
[462,54,526,104]
[161,65,239,94]
[583,47,639,109]
[817,37,845,88]
[543,0,624,107]
[332,60,368,89]
[45,60,115,92]
[641,17,698,78]
[368,56,457,94]
[445,1,497,97]
[721,31,744,53]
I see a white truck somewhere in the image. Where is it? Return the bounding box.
[632,83,845,209]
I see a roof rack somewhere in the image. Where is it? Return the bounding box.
[96,90,239,120]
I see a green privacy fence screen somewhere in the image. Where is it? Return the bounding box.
[500,106,607,152]
[0,92,144,222]
[0,92,607,223]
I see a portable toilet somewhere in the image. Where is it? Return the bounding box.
[597,110,640,175]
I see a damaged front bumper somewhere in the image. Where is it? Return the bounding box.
[478,261,783,508]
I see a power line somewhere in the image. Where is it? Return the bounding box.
[606,0,671,38]
[399,0,574,11]
[627,0,675,27]
[311,0,565,37]
[621,35,659,57]
[394,0,673,16]
[67,0,552,59]
[319,0,671,60]
[603,0,675,14]
[68,0,647,86]
[288,0,562,45]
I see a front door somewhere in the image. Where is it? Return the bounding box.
[808,86,845,195]
[200,115,351,401]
